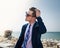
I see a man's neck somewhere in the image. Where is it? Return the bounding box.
[29,20,35,25]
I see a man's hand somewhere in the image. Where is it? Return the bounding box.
[36,9,41,17]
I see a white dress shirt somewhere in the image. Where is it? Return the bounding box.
[24,23,34,48]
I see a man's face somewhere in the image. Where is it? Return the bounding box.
[25,10,33,22]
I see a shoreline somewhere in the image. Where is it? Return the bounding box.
[0,36,60,48]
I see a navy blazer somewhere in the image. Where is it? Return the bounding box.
[15,17,47,48]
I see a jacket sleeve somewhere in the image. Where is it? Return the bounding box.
[36,16,47,34]
[15,25,25,48]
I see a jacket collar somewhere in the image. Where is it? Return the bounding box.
[33,21,39,28]
[25,21,39,29]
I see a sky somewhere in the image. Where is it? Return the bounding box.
[0,0,60,35]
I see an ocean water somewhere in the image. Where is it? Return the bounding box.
[41,32,60,40]
[12,32,60,40]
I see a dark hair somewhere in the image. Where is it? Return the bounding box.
[29,7,36,17]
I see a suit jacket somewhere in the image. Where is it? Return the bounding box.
[15,17,47,48]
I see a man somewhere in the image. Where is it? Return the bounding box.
[15,7,47,48]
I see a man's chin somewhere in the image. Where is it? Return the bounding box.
[25,19,28,21]
[25,20,29,22]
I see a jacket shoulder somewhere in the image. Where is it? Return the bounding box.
[22,23,28,28]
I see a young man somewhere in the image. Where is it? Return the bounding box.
[15,7,47,48]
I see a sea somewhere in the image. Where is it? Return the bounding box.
[12,32,60,41]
